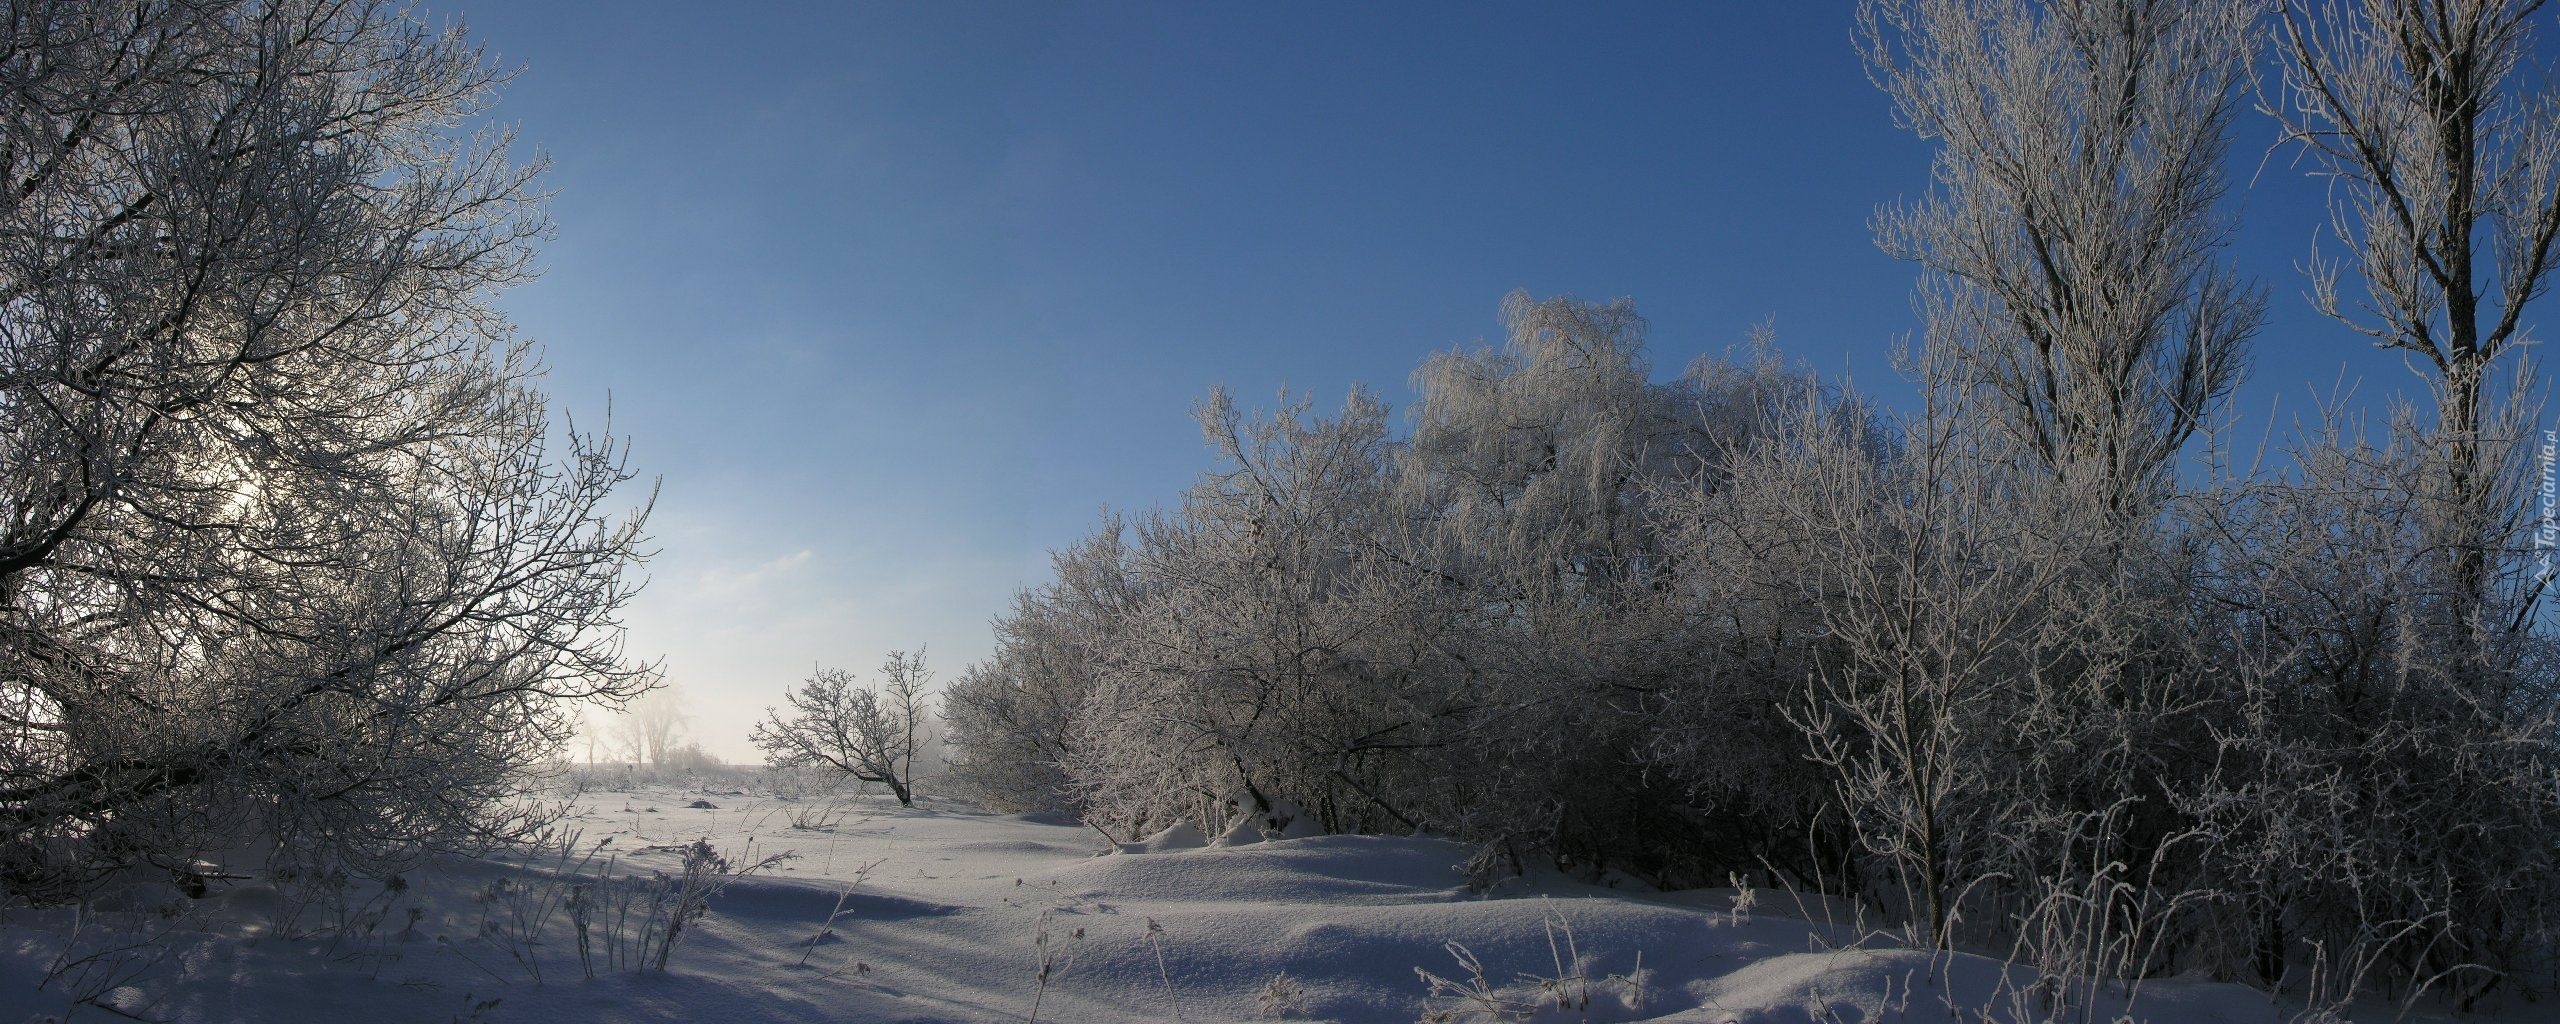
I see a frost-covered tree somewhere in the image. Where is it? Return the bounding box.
[1062,387,1438,841]
[1781,373,2054,947]
[1400,294,1799,880]
[2179,405,2560,999]
[0,0,653,898]
[1646,341,1888,888]
[2212,0,2560,995]
[942,519,1145,814]
[1865,0,2263,524]
[1852,0,2268,969]
[960,296,1874,881]
[2269,0,2560,617]
[754,651,932,806]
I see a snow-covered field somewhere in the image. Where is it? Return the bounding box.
[0,785,2460,1023]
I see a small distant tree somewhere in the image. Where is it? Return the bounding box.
[753,650,931,806]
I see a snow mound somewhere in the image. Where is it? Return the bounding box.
[1054,833,1472,906]
[1213,815,1265,846]
[1125,821,1207,853]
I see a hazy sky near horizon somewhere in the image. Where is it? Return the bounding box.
[459,3,2496,761]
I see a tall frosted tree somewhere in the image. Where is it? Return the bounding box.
[0,0,653,896]
[2271,0,2560,618]
[1853,0,2267,973]
[2232,1,2560,994]
[1865,0,2263,526]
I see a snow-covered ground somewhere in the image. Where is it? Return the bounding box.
[0,785,2483,1023]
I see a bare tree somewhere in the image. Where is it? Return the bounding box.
[0,0,653,896]
[1783,362,2061,948]
[615,685,689,767]
[2269,0,2560,614]
[1865,0,2264,524]
[754,650,931,806]
[2248,2,2560,993]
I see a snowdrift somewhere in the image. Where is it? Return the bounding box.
[0,789,2305,1023]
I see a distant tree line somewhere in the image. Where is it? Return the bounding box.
[945,0,2560,1006]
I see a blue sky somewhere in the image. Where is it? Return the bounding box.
[462,3,2480,760]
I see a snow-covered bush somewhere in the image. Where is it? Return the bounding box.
[942,519,1145,814]
[1061,386,1440,841]
[1396,295,1758,880]
[950,277,2560,1008]
[2175,405,2560,1000]
[958,294,1856,869]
